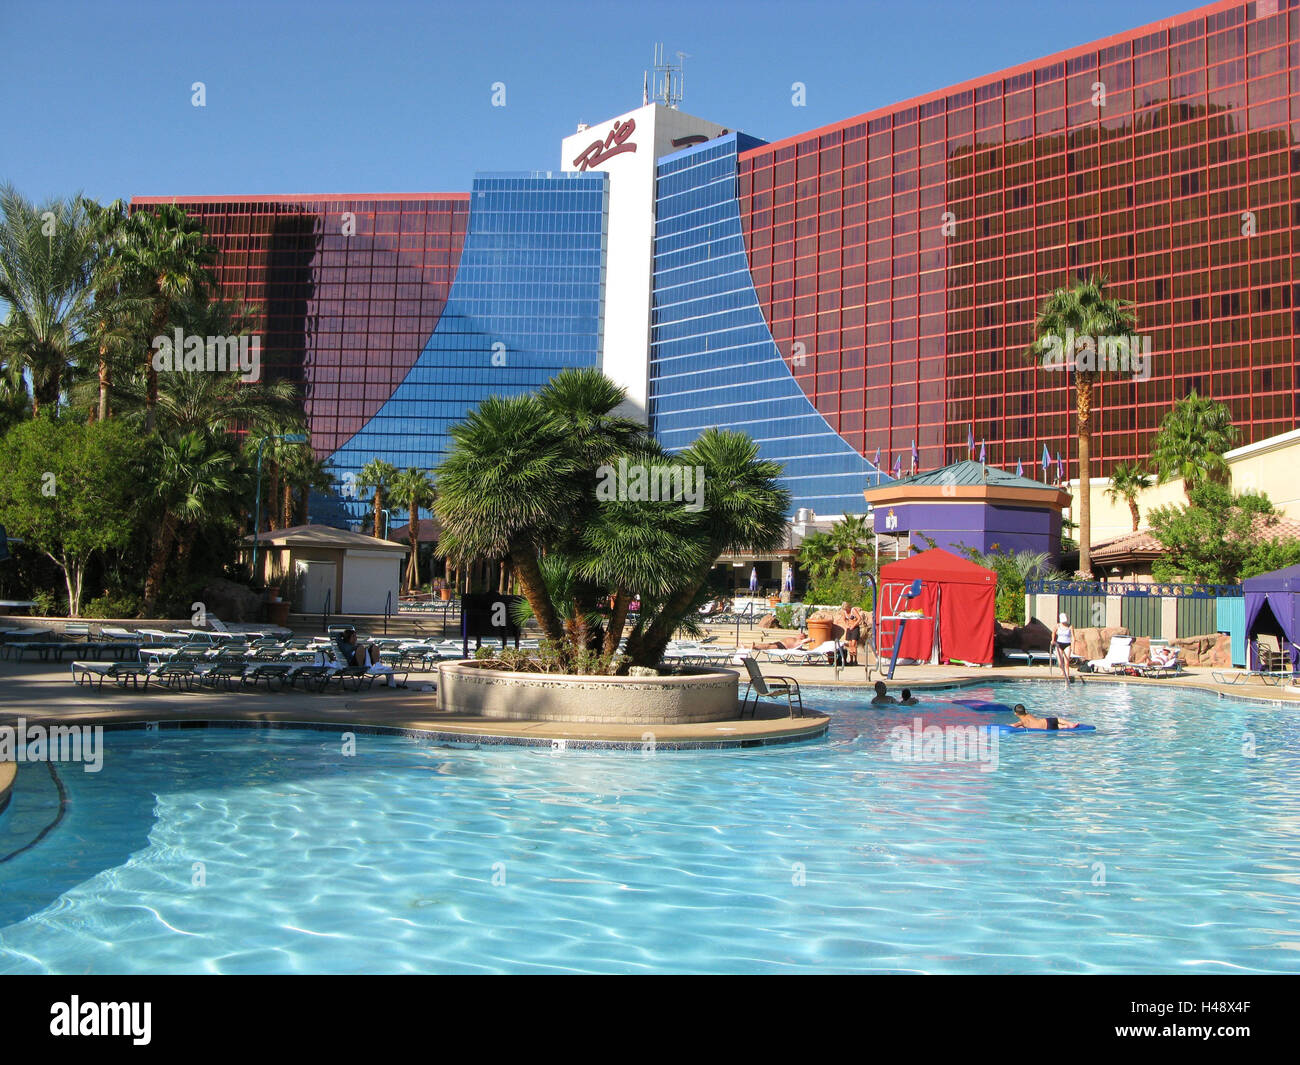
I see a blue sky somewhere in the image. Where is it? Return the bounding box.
[4,0,1194,202]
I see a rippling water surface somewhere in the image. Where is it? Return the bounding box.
[1,682,1298,973]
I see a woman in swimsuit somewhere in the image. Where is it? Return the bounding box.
[1053,612,1074,684]
[840,601,864,666]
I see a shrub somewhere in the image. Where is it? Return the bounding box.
[31,588,67,617]
[804,570,874,610]
[82,592,143,619]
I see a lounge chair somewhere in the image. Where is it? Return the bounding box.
[1002,648,1055,666]
[1137,646,1184,678]
[764,640,841,666]
[740,656,804,718]
[1085,635,1135,674]
[69,660,152,690]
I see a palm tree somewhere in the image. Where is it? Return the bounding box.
[142,430,239,614]
[279,446,332,527]
[0,186,97,414]
[1104,461,1153,531]
[434,394,582,645]
[627,428,790,666]
[357,458,398,539]
[1150,391,1241,499]
[1028,273,1137,577]
[390,467,436,590]
[578,447,712,656]
[828,513,873,573]
[112,204,216,431]
[796,530,838,582]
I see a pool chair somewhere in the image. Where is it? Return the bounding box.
[69,660,152,690]
[1085,635,1135,674]
[1137,646,1184,678]
[1002,648,1055,666]
[764,640,841,666]
[740,656,804,718]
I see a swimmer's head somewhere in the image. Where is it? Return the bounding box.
[1013,704,1028,716]
[901,688,912,700]
[874,681,887,696]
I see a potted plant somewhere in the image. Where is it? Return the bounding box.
[805,609,838,646]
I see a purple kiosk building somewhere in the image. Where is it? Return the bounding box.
[864,460,1070,565]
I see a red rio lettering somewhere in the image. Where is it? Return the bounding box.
[572,118,638,171]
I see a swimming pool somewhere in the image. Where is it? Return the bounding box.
[2,681,1298,973]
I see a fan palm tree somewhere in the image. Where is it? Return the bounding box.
[0,185,97,414]
[142,430,239,614]
[796,530,838,582]
[628,428,790,666]
[390,467,436,590]
[1104,461,1153,531]
[434,393,582,645]
[1027,273,1137,577]
[113,203,216,431]
[1150,391,1240,499]
[357,458,399,539]
[278,445,332,527]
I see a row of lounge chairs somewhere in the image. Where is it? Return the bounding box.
[1004,635,1186,678]
[1212,637,1298,686]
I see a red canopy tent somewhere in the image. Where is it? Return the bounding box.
[877,549,997,665]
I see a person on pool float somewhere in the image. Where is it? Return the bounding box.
[1010,703,1079,731]
[1053,612,1075,683]
[870,681,897,705]
[898,687,920,706]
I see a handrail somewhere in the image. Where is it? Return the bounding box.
[320,588,331,634]
[383,589,392,636]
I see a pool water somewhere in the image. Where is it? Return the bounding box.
[2,682,1298,974]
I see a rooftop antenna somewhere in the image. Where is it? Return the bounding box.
[651,43,685,109]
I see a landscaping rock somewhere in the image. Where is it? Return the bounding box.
[1170,632,1230,668]
[200,578,262,623]
[1020,617,1052,651]
[757,613,778,630]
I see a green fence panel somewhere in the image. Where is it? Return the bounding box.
[1058,594,1105,629]
[1121,594,1163,638]
[1176,597,1218,639]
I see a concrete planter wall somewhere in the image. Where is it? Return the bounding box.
[438,662,740,725]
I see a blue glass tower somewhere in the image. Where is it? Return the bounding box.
[649,136,884,517]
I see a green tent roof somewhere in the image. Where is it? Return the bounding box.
[883,459,1059,492]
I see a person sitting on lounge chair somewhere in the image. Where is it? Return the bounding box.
[1010,703,1079,731]
[1149,645,1177,669]
[870,681,898,705]
[336,628,404,687]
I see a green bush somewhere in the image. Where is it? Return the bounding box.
[31,588,67,617]
[82,592,143,619]
[804,571,874,610]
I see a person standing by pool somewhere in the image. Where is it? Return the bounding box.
[840,601,864,666]
[1053,612,1075,683]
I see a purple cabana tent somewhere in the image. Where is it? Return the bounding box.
[1242,564,1300,670]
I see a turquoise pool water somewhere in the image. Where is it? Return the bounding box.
[2,682,1298,974]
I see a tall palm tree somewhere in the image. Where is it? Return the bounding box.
[113,204,216,431]
[795,530,838,582]
[434,394,582,645]
[279,445,332,527]
[390,467,436,590]
[1150,391,1240,499]
[143,430,239,614]
[0,185,97,414]
[1104,461,1153,531]
[357,458,398,539]
[1028,273,1137,577]
[628,428,790,666]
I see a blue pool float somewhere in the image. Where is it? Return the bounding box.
[987,722,1096,734]
[952,700,1095,732]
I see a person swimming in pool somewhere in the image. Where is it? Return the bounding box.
[1010,703,1079,731]
[870,681,897,705]
[898,688,920,705]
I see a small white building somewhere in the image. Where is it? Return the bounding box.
[243,524,408,615]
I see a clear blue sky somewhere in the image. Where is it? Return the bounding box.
[4,0,1195,203]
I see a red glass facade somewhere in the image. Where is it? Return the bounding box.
[130,193,469,456]
[738,0,1300,476]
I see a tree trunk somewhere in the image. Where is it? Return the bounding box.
[408,520,420,590]
[1128,498,1140,532]
[1076,376,1093,578]
[630,556,716,666]
[98,345,110,421]
[508,545,565,644]
[268,462,280,532]
[146,302,167,433]
[604,588,631,657]
[143,511,181,614]
[281,482,292,530]
[373,489,382,538]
